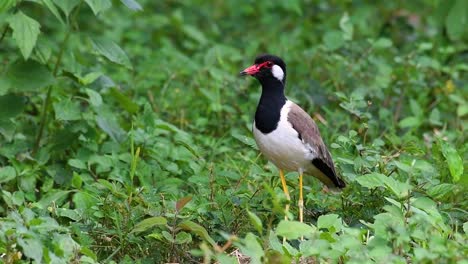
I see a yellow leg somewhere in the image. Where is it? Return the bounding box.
[279,169,290,221]
[299,170,304,240]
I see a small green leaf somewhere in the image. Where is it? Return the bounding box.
[339,12,353,40]
[276,220,316,239]
[53,0,80,17]
[36,190,72,208]
[18,238,43,262]
[91,37,133,69]
[84,0,111,15]
[80,72,102,85]
[445,0,468,40]
[323,30,344,51]
[53,99,81,121]
[238,233,264,264]
[438,139,463,182]
[247,210,263,234]
[0,94,26,120]
[85,88,103,107]
[71,172,82,189]
[68,159,87,169]
[131,216,167,233]
[120,0,142,11]
[174,231,192,244]
[0,166,16,183]
[109,88,139,113]
[356,173,387,189]
[42,0,65,24]
[4,60,54,92]
[317,214,342,232]
[8,11,41,59]
[178,220,216,246]
[0,0,16,13]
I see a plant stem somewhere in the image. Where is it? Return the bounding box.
[32,30,71,154]
[0,25,8,44]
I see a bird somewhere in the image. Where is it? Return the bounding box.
[240,54,346,224]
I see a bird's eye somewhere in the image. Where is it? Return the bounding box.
[267,61,273,67]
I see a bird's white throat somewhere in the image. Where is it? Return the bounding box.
[272,65,284,82]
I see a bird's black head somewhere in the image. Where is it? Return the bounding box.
[240,54,287,84]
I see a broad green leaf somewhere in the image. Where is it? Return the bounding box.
[84,0,111,15]
[4,60,54,92]
[323,30,344,51]
[438,139,463,182]
[276,220,315,239]
[120,0,142,11]
[238,233,264,264]
[356,173,387,189]
[42,0,65,24]
[445,0,468,40]
[317,214,342,232]
[0,94,25,119]
[0,166,16,183]
[0,0,16,13]
[91,37,133,69]
[182,25,208,45]
[178,220,216,246]
[18,238,43,262]
[174,231,192,244]
[73,191,99,210]
[247,210,263,234]
[176,196,192,211]
[68,159,87,169]
[131,216,167,233]
[53,0,80,17]
[109,88,139,113]
[85,88,103,107]
[80,72,102,85]
[53,99,81,121]
[399,116,422,128]
[7,11,41,59]
[96,114,125,142]
[71,172,82,189]
[35,190,72,209]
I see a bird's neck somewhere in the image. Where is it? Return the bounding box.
[255,79,287,134]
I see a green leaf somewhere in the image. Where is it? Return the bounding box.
[323,30,344,51]
[0,94,26,120]
[438,139,463,182]
[85,88,103,107]
[0,0,16,13]
[339,12,353,40]
[35,190,72,209]
[96,114,125,142]
[7,11,41,59]
[68,159,87,169]
[445,0,468,40]
[84,0,111,15]
[80,72,102,85]
[120,0,142,11]
[71,172,82,189]
[238,233,264,264]
[0,166,16,183]
[178,220,216,246]
[356,173,387,188]
[53,0,80,17]
[53,99,81,121]
[174,231,192,244]
[317,214,342,232]
[276,220,316,239]
[131,216,167,233]
[91,37,133,69]
[109,88,139,113]
[18,238,43,262]
[399,116,422,128]
[42,0,65,24]
[4,60,54,92]
[247,210,263,234]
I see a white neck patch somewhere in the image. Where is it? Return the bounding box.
[271,65,284,82]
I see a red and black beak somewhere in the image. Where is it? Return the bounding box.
[240,64,260,76]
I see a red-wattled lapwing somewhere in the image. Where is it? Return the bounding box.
[240,54,346,224]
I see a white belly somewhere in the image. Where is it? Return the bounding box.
[253,101,316,172]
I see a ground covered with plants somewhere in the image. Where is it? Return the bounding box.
[0,0,467,263]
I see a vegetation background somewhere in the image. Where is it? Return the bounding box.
[0,0,467,263]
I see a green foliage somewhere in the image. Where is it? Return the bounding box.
[0,0,467,263]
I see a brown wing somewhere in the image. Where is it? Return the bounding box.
[288,102,346,189]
